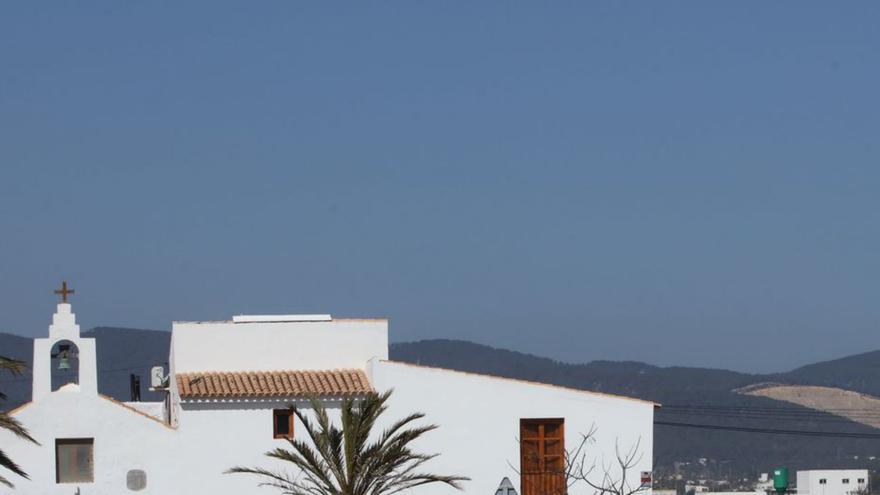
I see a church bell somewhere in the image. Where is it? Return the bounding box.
[57,344,71,370]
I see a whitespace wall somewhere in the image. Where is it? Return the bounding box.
[168,399,344,495]
[2,393,176,495]
[368,359,656,495]
[171,319,388,373]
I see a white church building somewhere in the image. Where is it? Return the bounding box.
[3,297,656,495]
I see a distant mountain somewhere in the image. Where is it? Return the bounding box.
[4,331,880,477]
[775,350,880,396]
[392,339,880,405]
[390,339,757,402]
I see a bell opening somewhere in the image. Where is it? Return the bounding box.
[50,340,80,391]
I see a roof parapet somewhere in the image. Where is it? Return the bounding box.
[232,314,332,323]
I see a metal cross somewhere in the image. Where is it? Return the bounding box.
[54,281,75,303]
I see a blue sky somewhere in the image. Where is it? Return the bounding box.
[1,2,878,372]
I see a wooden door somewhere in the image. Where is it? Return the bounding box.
[520,418,565,495]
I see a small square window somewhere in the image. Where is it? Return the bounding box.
[56,438,94,483]
[273,409,294,439]
[843,479,850,484]
[820,479,827,485]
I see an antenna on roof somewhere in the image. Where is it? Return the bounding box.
[149,366,167,391]
[129,374,142,402]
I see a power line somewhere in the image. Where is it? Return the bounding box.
[662,407,880,414]
[663,419,880,427]
[658,405,880,424]
[663,404,880,413]
[655,420,880,439]
[658,410,880,423]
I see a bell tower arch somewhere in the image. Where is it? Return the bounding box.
[32,282,98,402]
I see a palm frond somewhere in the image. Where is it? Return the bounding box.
[229,391,468,495]
[226,465,317,495]
[0,415,37,444]
[0,357,25,376]
[1,355,37,486]
[0,448,29,487]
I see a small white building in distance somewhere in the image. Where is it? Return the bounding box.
[797,470,869,495]
[3,296,656,495]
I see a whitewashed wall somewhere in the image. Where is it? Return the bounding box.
[171,319,388,373]
[2,393,176,495]
[167,399,343,495]
[6,383,652,495]
[167,366,654,495]
[5,395,340,495]
[368,359,656,495]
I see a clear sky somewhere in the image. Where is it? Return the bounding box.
[1,2,878,373]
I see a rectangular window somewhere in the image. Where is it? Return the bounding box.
[273,409,294,439]
[56,438,94,483]
[843,479,850,484]
[858,479,866,484]
[820,480,827,485]
[520,418,564,495]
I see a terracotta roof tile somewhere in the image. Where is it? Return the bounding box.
[176,369,374,399]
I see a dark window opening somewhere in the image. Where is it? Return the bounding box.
[274,409,294,439]
[56,438,94,483]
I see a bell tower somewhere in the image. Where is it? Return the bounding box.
[32,282,98,402]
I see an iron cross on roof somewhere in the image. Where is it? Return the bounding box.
[54,281,75,303]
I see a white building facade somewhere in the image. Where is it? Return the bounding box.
[3,302,656,495]
[797,470,869,495]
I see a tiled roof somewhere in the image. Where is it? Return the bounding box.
[176,369,374,399]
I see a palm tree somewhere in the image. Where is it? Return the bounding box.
[228,390,468,495]
[1,356,37,488]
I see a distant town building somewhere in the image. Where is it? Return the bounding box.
[701,472,773,495]
[688,484,712,493]
[797,470,869,495]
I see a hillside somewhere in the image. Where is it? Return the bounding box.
[741,384,880,429]
[775,350,880,396]
[3,331,880,476]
